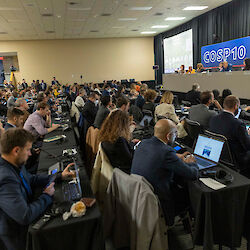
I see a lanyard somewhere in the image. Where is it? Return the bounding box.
[19,171,32,196]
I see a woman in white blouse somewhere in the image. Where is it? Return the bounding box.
[155,91,187,138]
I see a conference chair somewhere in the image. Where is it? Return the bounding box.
[203,130,237,171]
[85,126,100,178]
[181,100,192,107]
[183,118,202,148]
[103,168,168,250]
[142,109,153,117]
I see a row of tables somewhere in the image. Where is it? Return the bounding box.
[27,110,104,250]
[27,100,250,250]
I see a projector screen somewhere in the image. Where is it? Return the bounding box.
[164,29,193,73]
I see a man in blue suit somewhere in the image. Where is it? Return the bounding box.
[209,95,250,175]
[40,80,47,92]
[0,128,75,250]
[131,119,199,226]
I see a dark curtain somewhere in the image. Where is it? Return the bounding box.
[154,0,250,84]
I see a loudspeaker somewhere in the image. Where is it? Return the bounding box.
[153,65,159,70]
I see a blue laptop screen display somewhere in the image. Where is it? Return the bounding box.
[194,135,224,163]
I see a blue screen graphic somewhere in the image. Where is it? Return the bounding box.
[201,36,250,68]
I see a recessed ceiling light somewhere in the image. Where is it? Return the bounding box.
[151,25,169,29]
[118,18,137,21]
[44,7,48,10]
[129,7,152,11]
[141,31,156,34]
[57,15,61,18]
[165,17,186,21]
[183,6,208,11]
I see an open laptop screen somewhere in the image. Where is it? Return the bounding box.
[194,135,224,163]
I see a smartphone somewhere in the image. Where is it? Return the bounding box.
[46,174,57,188]
[134,141,141,150]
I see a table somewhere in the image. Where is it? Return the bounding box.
[188,165,250,250]
[27,114,104,250]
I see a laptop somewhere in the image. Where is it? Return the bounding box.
[136,115,153,128]
[62,159,82,201]
[193,134,225,170]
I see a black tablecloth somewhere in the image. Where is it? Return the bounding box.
[189,165,250,249]
[27,115,104,250]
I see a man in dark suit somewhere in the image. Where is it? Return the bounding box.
[209,95,250,175]
[131,119,199,226]
[189,91,222,129]
[0,128,76,250]
[81,92,99,125]
[4,107,24,130]
[94,95,111,129]
[40,80,47,91]
[185,83,201,105]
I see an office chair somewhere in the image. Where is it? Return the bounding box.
[181,100,192,107]
[203,130,237,171]
[184,118,202,148]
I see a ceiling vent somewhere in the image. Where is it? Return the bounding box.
[42,13,53,17]
[0,32,7,34]
[100,13,111,17]
[131,29,138,31]
[154,13,163,16]
[46,31,55,33]
[90,30,99,32]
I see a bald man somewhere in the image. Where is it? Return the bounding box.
[131,119,199,226]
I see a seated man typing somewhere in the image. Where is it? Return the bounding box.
[24,102,59,138]
[0,128,75,250]
[131,119,199,226]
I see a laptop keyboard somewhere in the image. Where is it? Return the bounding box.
[62,183,81,201]
[195,157,212,167]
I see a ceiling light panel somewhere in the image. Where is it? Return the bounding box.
[183,6,208,11]
[129,7,152,11]
[165,17,186,21]
[151,25,169,29]
[141,31,156,34]
[118,18,137,21]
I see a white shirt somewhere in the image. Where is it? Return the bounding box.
[75,96,85,108]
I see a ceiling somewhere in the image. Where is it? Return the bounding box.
[0,0,232,40]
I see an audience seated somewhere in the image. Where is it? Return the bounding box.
[131,119,199,226]
[116,96,130,112]
[74,88,86,108]
[189,91,222,129]
[142,89,157,115]
[15,98,30,123]
[94,95,111,129]
[102,84,111,97]
[155,91,187,138]
[4,108,24,130]
[219,88,232,106]
[7,91,18,108]
[220,61,232,72]
[209,95,250,176]
[24,102,59,138]
[135,87,146,110]
[196,63,205,73]
[185,83,201,105]
[186,66,196,74]
[0,128,74,250]
[81,92,99,125]
[243,58,250,71]
[98,110,134,174]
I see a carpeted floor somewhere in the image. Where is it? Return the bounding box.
[105,221,248,250]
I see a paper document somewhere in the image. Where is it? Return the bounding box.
[199,178,226,190]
